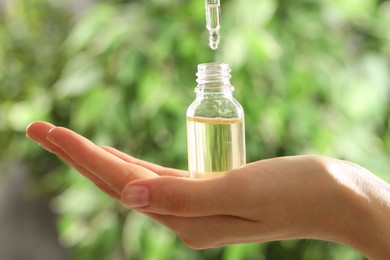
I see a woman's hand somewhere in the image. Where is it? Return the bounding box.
[26,121,390,259]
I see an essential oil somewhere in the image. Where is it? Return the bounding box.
[186,63,246,179]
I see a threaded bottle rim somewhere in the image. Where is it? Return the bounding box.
[196,62,232,84]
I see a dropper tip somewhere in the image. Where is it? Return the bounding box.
[209,31,220,50]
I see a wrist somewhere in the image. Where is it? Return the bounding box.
[345,176,390,259]
[317,159,390,259]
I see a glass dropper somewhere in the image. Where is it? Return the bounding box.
[205,0,221,50]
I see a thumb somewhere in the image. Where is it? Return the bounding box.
[120,175,244,217]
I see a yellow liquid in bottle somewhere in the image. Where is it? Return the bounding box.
[186,116,246,179]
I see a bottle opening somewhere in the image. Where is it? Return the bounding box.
[196,62,231,84]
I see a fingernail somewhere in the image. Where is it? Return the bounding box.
[46,127,57,144]
[25,122,34,134]
[122,186,149,208]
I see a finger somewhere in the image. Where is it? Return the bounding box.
[26,121,56,144]
[101,146,188,177]
[26,121,120,199]
[121,173,254,217]
[47,127,158,193]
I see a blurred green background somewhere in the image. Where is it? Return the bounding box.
[0,0,389,259]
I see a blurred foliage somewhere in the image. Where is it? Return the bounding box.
[1,0,389,259]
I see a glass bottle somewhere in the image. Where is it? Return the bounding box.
[186,62,246,179]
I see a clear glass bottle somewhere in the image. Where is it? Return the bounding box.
[186,62,246,179]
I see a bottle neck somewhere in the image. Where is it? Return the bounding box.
[195,62,234,97]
